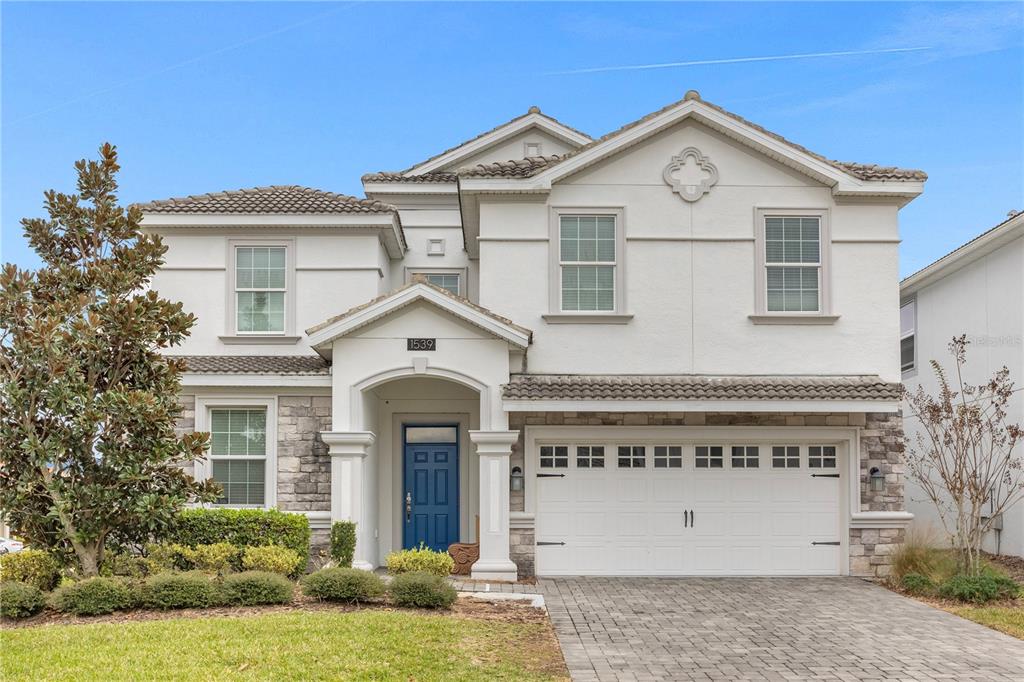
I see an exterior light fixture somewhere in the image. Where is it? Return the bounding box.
[510,466,524,492]
[869,467,885,493]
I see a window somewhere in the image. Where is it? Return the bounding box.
[559,215,616,312]
[235,246,286,334]
[653,446,683,469]
[576,446,605,468]
[808,445,837,469]
[772,446,800,468]
[540,445,568,469]
[731,446,759,468]
[764,216,821,312]
[424,273,461,296]
[524,141,543,157]
[695,445,723,468]
[901,300,916,372]
[617,445,646,468]
[209,408,268,506]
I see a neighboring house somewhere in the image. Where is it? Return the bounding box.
[901,212,1024,557]
[141,90,926,580]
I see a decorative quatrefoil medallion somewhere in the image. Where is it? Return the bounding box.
[662,147,719,203]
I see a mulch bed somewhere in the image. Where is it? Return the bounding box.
[0,593,548,630]
[988,553,1024,583]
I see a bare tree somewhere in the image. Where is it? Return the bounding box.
[903,335,1023,575]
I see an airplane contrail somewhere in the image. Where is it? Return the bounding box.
[545,46,933,76]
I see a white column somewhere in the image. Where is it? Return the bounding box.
[469,430,519,581]
[321,431,375,571]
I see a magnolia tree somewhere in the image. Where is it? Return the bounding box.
[902,335,1023,575]
[0,144,219,576]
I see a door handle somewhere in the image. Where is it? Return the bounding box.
[684,510,688,528]
[691,510,695,528]
[405,491,412,522]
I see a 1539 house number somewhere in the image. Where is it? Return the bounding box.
[407,338,436,351]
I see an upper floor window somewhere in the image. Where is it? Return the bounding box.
[900,300,916,373]
[754,210,832,319]
[425,273,461,296]
[235,246,286,334]
[559,215,616,312]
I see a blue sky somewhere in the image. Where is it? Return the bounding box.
[3,2,1022,276]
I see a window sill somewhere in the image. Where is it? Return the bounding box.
[748,315,840,326]
[542,313,634,325]
[218,335,302,345]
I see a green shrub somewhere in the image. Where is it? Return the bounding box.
[145,543,192,572]
[900,573,934,595]
[172,508,310,568]
[385,545,454,577]
[242,545,302,577]
[301,567,385,603]
[50,577,138,616]
[389,571,457,609]
[145,542,241,574]
[101,553,152,579]
[938,574,1020,604]
[220,571,293,606]
[142,572,219,610]
[0,549,61,591]
[330,522,357,568]
[0,581,46,619]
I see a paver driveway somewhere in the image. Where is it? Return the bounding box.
[538,577,1024,682]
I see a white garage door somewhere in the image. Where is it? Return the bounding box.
[535,440,843,576]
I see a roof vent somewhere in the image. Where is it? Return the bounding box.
[528,105,541,114]
[683,90,701,101]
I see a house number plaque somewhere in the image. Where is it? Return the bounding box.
[407,338,436,351]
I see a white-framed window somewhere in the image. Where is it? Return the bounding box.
[653,445,683,469]
[754,209,831,316]
[731,445,760,468]
[576,446,605,468]
[539,445,569,469]
[694,445,724,469]
[558,214,617,312]
[808,445,837,469]
[771,445,801,469]
[407,268,465,297]
[195,397,277,509]
[900,300,916,373]
[617,445,646,468]
[235,246,286,333]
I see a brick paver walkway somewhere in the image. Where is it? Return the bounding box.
[537,577,1024,681]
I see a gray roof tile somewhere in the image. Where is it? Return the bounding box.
[170,355,330,375]
[361,171,458,184]
[137,185,398,215]
[502,374,900,402]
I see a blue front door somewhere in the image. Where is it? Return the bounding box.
[402,436,459,552]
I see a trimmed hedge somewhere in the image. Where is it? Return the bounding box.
[0,549,61,591]
[51,577,138,616]
[220,571,293,606]
[389,571,457,609]
[146,542,242,574]
[330,521,356,568]
[301,567,385,603]
[386,546,454,577]
[172,509,310,568]
[142,572,219,610]
[0,581,46,619]
[242,545,303,577]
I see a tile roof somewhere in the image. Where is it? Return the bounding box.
[502,374,901,402]
[459,155,566,179]
[400,106,592,174]
[169,355,330,375]
[361,171,458,184]
[137,185,399,215]
[458,92,926,183]
[306,278,532,341]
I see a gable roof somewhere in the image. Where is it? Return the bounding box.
[305,280,532,353]
[901,211,1024,295]
[458,91,926,184]
[397,106,592,176]
[137,185,397,214]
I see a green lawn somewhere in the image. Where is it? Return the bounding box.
[949,605,1024,640]
[0,610,567,681]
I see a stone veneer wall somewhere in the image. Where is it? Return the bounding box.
[506,410,906,578]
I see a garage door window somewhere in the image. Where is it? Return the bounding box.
[695,445,723,468]
[540,445,568,469]
[731,446,759,468]
[653,446,683,468]
[772,445,800,468]
[576,446,605,468]
[808,445,837,468]
[617,445,646,468]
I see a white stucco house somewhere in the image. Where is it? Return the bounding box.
[141,91,926,580]
[901,212,1024,558]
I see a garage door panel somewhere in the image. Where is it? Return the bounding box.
[805,511,840,536]
[769,478,804,501]
[729,478,762,503]
[574,511,608,537]
[694,478,728,502]
[730,512,763,537]
[652,477,684,502]
[538,480,571,503]
[651,510,685,536]
[806,480,840,502]
[616,512,649,538]
[576,477,608,502]
[770,512,805,536]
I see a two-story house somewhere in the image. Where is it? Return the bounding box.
[141,91,925,580]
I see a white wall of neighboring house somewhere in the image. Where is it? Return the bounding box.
[902,221,1024,557]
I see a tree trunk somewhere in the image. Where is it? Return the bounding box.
[74,542,101,578]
